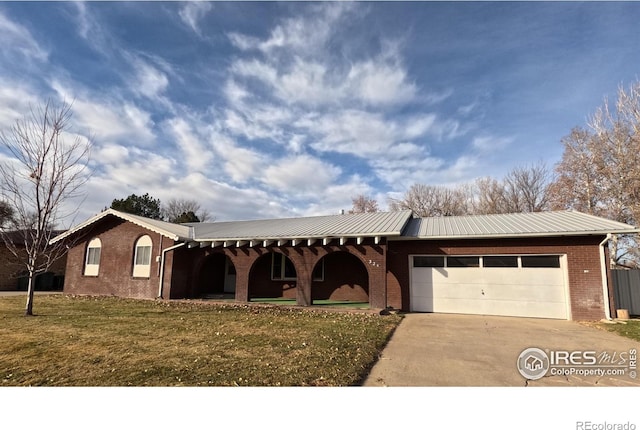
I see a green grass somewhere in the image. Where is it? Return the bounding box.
[598,318,640,342]
[0,295,401,387]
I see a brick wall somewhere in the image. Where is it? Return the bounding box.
[64,217,175,299]
[0,245,66,291]
[387,236,609,320]
[173,240,387,306]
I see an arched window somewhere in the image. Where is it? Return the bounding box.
[84,238,102,276]
[133,235,153,278]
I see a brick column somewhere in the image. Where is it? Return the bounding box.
[227,251,253,303]
[367,244,387,309]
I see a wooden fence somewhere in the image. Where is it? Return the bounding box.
[612,269,640,316]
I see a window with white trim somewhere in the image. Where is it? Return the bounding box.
[271,253,296,280]
[84,238,102,276]
[133,235,153,278]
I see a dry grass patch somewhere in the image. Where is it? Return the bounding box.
[595,318,640,342]
[0,295,401,386]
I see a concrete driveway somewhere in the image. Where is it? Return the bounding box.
[363,313,640,387]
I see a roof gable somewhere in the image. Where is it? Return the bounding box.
[49,209,192,244]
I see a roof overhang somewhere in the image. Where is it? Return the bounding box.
[189,233,396,248]
[49,209,191,245]
[389,229,640,241]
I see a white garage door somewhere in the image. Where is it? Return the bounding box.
[410,255,569,319]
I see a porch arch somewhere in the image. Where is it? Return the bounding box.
[311,251,369,303]
[195,253,236,298]
[248,251,298,300]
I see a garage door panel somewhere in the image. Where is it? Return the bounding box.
[412,282,566,303]
[410,256,568,319]
[413,267,563,287]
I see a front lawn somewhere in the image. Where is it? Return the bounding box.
[0,295,401,386]
[598,318,640,342]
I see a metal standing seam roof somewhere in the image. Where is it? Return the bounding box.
[190,210,414,241]
[400,210,640,239]
[50,208,637,246]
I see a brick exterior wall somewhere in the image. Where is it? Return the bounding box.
[173,239,387,307]
[60,215,613,320]
[386,236,610,320]
[0,245,66,291]
[64,217,175,299]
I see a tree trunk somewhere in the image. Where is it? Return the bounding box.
[25,270,35,316]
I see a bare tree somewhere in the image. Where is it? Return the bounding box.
[588,83,640,267]
[548,127,602,214]
[349,194,379,214]
[162,197,212,223]
[472,176,508,215]
[502,162,551,213]
[0,101,91,316]
[548,80,640,267]
[388,184,470,217]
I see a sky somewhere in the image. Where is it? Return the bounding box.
[1,1,640,224]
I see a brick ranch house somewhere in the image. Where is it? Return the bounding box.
[50,208,639,320]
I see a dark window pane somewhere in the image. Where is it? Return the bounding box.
[521,256,560,268]
[447,256,480,268]
[227,263,236,275]
[414,256,445,267]
[483,256,518,268]
[283,256,296,279]
[272,253,283,280]
[312,260,324,281]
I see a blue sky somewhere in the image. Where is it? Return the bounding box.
[1,1,640,223]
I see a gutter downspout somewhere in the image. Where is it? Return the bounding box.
[158,242,186,299]
[599,233,613,320]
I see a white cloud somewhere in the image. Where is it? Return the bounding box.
[96,143,130,165]
[346,60,417,106]
[165,118,211,172]
[0,80,39,128]
[276,60,337,106]
[75,98,155,144]
[300,175,375,217]
[179,2,213,36]
[103,147,175,187]
[228,3,355,55]
[404,114,438,139]
[164,172,288,221]
[223,79,250,105]
[223,109,281,142]
[471,135,514,152]
[208,129,264,184]
[231,59,279,86]
[262,154,341,195]
[131,58,169,100]
[72,2,92,40]
[0,11,48,62]
[51,79,156,144]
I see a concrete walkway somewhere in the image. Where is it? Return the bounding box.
[363,313,640,387]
